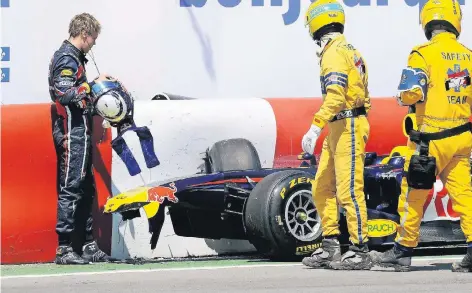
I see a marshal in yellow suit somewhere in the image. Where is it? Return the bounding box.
[395,30,472,248]
[301,0,375,271]
[374,0,472,273]
[310,33,372,246]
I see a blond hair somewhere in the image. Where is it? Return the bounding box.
[68,13,101,38]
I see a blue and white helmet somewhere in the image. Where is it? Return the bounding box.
[91,79,134,124]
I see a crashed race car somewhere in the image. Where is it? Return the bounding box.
[104,137,472,260]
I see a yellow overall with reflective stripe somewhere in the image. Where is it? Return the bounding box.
[311,34,371,245]
[395,32,472,247]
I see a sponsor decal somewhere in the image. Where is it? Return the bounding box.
[76,65,84,79]
[1,47,10,61]
[354,54,366,76]
[378,169,402,179]
[179,0,466,26]
[59,80,74,87]
[78,82,90,94]
[61,69,74,76]
[367,219,397,237]
[276,215,283,226]
[446,64,470,92]
[191,177,262,186]
[1,68,10,82]
[295,242,322,255]
[280,176,313,199]
[147,182,179,204]
[423,179,460,221]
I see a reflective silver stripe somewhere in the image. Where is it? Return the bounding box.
[80,115,88,179]
[397,187,411,243]
[64,106,72,187]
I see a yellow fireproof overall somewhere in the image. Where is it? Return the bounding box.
[395,32,472,247]
[311,35,371,245]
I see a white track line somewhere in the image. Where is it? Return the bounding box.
[0,263,301,279]
[0,256,463,280]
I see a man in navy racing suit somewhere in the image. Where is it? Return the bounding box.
[48,12,111,264]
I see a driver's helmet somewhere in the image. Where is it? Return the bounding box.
[91,79,134,124]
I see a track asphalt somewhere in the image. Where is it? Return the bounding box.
[1,254,471,293]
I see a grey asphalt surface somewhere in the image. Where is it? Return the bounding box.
[2,257,471,293]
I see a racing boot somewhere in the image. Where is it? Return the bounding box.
[82,241,111,263]
[328,244,373,270]
[54,245,87,265]
[302,237,341,268]
[451,246,472,273]
[370,244,412,272]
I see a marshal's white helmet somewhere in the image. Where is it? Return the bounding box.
[91,79,134,124]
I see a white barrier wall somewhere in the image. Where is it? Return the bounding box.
[1,1,470,105]
[110,99,277,259]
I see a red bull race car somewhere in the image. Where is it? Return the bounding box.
[104,138,470,260]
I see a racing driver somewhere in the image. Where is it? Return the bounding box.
[300,0,374,270]
[373,0,472,272]
[48,12,111,264]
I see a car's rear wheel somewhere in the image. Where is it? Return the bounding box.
[206,138,262,172]
[244,170,322,260]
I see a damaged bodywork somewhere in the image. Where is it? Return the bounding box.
[104,138,471,260]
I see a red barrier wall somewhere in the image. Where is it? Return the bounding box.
[266,98,409,159]
[1,104,112,264]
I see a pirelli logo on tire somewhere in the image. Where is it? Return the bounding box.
[295,242,322,255]
[279,176,313,199]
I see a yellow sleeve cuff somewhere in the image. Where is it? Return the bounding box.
[312,116,327,129]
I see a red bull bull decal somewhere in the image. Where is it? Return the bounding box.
[76,65,84,79]
[147,182,179,204]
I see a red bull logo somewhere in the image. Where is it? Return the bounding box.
[147,182,178,204]
[77,65,84,79]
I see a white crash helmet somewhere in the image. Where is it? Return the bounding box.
[91,79,134,124]
[94,91,128,123]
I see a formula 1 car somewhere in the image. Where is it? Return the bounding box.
[104,138,469,260]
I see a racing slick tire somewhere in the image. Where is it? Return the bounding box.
[207,138,262,172]
[244,170,322,260]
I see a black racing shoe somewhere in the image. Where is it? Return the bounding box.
[82,241,111,263]
[54,245,87,265]
[302,238,341,269]
[370,245,412,272]
[328,244,373,270]
[452,247,472,273]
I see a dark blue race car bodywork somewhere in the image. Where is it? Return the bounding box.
[114,140,467,259]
